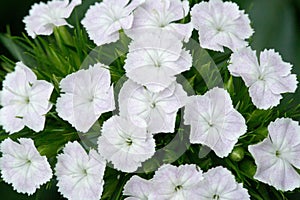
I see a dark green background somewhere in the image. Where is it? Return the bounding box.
[0,0,300,199]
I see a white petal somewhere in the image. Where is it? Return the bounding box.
[0,106,25,134]
[119,80,187,134]
[56,63,115,133]
[254,156,300,191]
[152,164,203,199]
[29,80,54,114]
[23,0,81,38]
[165,22,193,42]
[184,88,246,157]
[0,138,52,195]
[228,47,260,87]
[82,0,142,46]
[196,166,250,200]
[55,141,106,200]
[249,80,282,109]
[124,30,191,92]
[2,62,36,98]
[56,93,75,125]
[191,0,253,52]
[268,118,300,168]
[127,0,191,42]
[229,48,298,109]
[23,105,46,132]
[0,62,53,133]
[249,118,300,191]
[260,49,292,76]
[123,175,154,199]
[98,116,155,172]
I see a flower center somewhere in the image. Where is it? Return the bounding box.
[126,138,133,146]
[25,96,30,104]
[207,119,214,127]
[175,185,183,191]
[154,60,161,67]
[213,194,220,200]
[216,27,223,32]
[258,74,265,81]
[275,150,281,157]
[82,168,88,176]
[26,159,32,164]
[150,102,156,109]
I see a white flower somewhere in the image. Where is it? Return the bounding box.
[184,87,247,158]
[23,0,81,38]
[98,116,155,173]
[119,80,187,134]
[124,30,192,92]
[0,62,54,134]
[0,138,52,195]
[191,0,253,52]
[228,48,298,110]
[249,118,300,191]
[81,0,144,46]
[151,164,203,200]
[123,175,155,200]
[126,0,193,42]
[196,166,250,200]
[55,141,106,200]
[56,63,115,133]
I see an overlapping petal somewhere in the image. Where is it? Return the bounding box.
[55,141,106,200]
[119,79,187,134]
[98,116,155,172]
[124,30,192,92]
[23,0,81,38]
[196,166,250,200]
[249,118,300,191]
[123,175,155,200]
[191,0,253,52]
[126,0,192,42]
[56,63,115,133]
[82,0,144,46]
[151,164,203,199]
[0,62,54,133]
[184,87,247,157]
[0,138,52,195]
[228,47,298,109]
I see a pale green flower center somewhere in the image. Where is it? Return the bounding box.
[126,138,133,146]
[175,185,183,191]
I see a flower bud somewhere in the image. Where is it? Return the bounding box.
[229,146,245,162]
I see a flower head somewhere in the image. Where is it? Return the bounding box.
[123,175,155,200]
[124,30,192,92]
[126,0,193,42]
[196,166,250,200]
[249,118,300,191]
[151,164,203,199]
[56,63,115,133]
[82,0,144,46]
[23,0,81,38]
[118,80,187,134]
[0,138,52,195]
[184,87,247,157]
[55,141,106,200]
[0,62,54,134]
[191,0,253,52]
[98,116,155,172]
[228,48,298,109]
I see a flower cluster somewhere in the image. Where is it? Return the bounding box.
[0,0,299,199]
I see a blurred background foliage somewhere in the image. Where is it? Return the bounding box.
[0,0,300,199]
